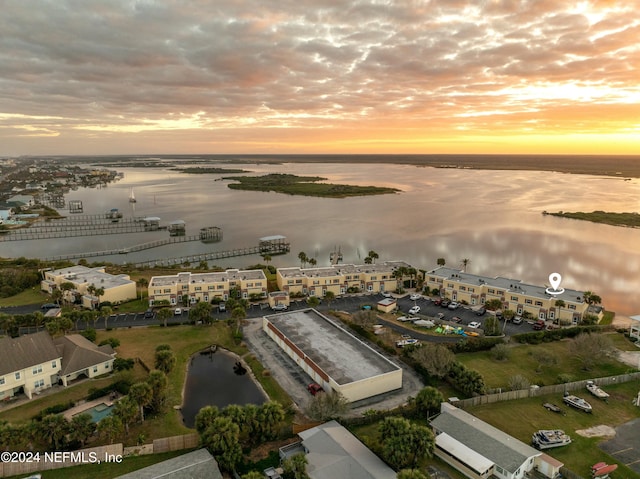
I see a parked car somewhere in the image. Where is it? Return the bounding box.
[396,338,419,348]
[381,291,392,298]
[218,302,226,312]
[144,309,155,318]
[433,298,443,306]
[362,304,372,310]
[468,321,482,329]
[174,307,182,315]
[307,383,324,396]
[41,303,58,310]
[533,319,546,330]
[440,299,451,308]
[396,316,412,322]
[452,316,462,323]
[447,301,460,310]
[409,293,422,301]
[512,316,523,324]
[409,305,421,315]
[474,307,486,316]
[272,303,288,311]
[436,312,445,320]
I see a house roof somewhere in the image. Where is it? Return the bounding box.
[0,331,61,376]
[299,421,396,479]
[115,448,222,479]
[431,403,540,474]
[53,334,115,376]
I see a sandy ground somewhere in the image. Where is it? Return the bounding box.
[575,425,617,438]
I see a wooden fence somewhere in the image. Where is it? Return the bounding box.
[453,372,640,408]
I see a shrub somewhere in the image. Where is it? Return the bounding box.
[557,373,574,383]
[33,400,75,421]
[113,357,135,371]
[449,337,504,353]
[99,337,120,348]
[155,344,171,352]
[80,328,97,342]
[491,343,510,361]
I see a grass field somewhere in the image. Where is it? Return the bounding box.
[468,381,640,478]
[456,336,634,390]
[0,287,46,307]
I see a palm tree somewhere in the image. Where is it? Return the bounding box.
[298,251,308,268]
[38,414,70,450]
[368,250,379,263]
[157,307,173,328]
[136,277,148,300]
[257,401,285,441]
[554,299,565,324]
[308,257,317,267]
[113,396,138,434]
[147,370,168,413]
[129,382,153,422]
[460,258,471,272]
[261,254,272,265]
[436,258,446,266]
[364,256,373,264]
[155,350,176,374]
[69,413,96,447]
[100,305,112,330]
[324,291,335,309]
[97,415,123,444]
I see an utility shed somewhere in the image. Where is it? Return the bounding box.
[263,309,402,402]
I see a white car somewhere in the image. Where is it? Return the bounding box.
[174,308,182,315]
[381,291,392,298]
[396,316,413,322]
[468,321,482,329]
[413,319,435,328]
[396,338,419,348]
[408,305,421,315]
[409,293,422,301]
[447,301,460,310]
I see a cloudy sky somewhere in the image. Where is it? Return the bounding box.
[1,0,639,155]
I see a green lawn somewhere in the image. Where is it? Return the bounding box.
[0,287,45,307]
[467,381,640,478]
[456,338,634,389]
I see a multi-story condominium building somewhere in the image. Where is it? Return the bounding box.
[147,269,267,306]
[276,261,413,297]
[40,265,137,309]
[424,267,590,324]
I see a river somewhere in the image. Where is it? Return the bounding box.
[3,161,639,317]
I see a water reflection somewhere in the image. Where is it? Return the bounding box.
[181,348,266,429]
[3,163,639,316]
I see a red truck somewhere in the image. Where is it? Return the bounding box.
[533,319,546,330]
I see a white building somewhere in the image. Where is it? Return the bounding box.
[263,309,402,403]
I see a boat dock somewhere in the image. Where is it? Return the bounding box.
[0,220,165,241]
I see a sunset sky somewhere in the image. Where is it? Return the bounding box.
[1,0,639,155]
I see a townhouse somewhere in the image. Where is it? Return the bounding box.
[276,261,412,297]
[147,269,267,306]
[424,267,590,323]
[41,265,137,309]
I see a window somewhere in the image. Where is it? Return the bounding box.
[535,301,543,306]
[539,312,546,319]
[488,288,495,294]
[51,360,57,369]
[194,286,202,291]
[163,288,172,293]
[460,286,466,291]
[15,372,20,380]
[295,279,302,284]
[34,379,44,388]
[469,287,475,293]
[549,311,555,319]
[0,377,4,386]
[32,365,42,375]
[208,285,215,290]
[569,304,576,310]
[93,366,98,373]
[511,296,518,301]
[105,363,110,369]
[525,299,532,304]
[371,276,377,280]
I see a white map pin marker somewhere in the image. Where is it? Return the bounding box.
[546,272,565,295]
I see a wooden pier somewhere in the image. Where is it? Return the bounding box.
[0,221,164,241]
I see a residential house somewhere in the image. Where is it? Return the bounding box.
[630,314,640,341]
[41,265,137,309]
[0,331,62,400]
[0,332,116,401]
[53,334,116,387]
[431,403,563,479]
[148,269,267,306]
[279,420,396,479]
[116,448,222,479]
[424,267,590,324]
[276,261,412,297]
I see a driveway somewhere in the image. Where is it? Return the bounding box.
[599,418,640,474]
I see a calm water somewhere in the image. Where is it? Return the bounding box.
[181,348,267,428]
[3,161,639,316]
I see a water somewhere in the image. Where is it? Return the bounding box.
[2,161,639,316]
[74,402,114,423]
[181,348,267,428]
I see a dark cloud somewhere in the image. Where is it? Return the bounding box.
[0,0,638,154]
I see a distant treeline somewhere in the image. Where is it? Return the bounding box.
[543,210,640,228]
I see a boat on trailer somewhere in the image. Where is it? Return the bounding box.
[563,393,593,413]
[586,380,610,400]
[532,429,572,450]
[591,463,618,478]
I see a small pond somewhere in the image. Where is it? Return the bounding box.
[181,347,267,428]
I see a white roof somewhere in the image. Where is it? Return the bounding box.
[436,432,494,474]
[630,315,640,322]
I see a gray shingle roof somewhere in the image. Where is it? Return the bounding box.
[53,334,115,376]
[115,449,222,479]
[0,331,61,376]
[431,403,540,473]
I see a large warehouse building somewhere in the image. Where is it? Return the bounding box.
[263,309,402,403]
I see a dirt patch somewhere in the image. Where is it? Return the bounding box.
[575,425,616,438]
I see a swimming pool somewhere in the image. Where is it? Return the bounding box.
[74,402,114,423]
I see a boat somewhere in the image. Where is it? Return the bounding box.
[531,429,572,450]
[542,403,565,414]
[129,188,136,203]
[586,380,610,400]
[563,393,593,413]
[592,463,618,478]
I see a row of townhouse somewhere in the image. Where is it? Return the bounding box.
[41,265,137,309]
[0,331,115,401]
[276,261,412,297]
[147,269,267,306]
[425,267,591,323]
